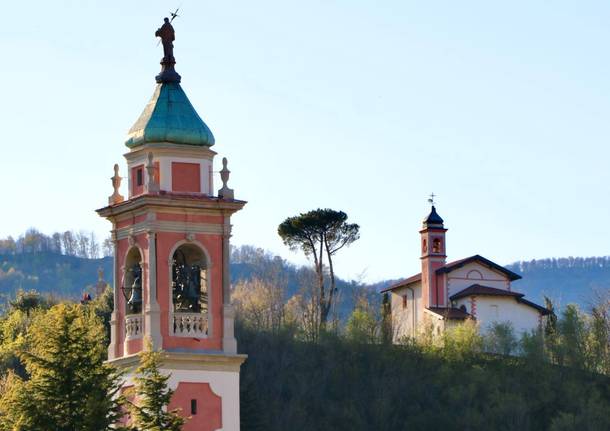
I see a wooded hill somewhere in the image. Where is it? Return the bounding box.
[0,242,609,311]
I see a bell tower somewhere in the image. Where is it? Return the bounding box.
[97,17,245,431]
[420,204,447,308]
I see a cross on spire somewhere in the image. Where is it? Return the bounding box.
[428,192,437,206]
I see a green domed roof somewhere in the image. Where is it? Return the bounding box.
[125,83,215,148]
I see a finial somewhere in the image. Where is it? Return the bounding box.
[108,164,124,205]
[428,192,437,207]
[218,157,234,200]
[155,13,181,83]
[146,152,160,193]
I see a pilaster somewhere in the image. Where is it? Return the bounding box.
[144,230,162,350]
[222,216,237,354]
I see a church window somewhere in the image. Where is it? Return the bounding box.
[191,399,198,415]
[422,239,427,254]
[432,238,441,253]
[136,168,143,186]
[466,270,483,280]
[459,304,467,313]
[402,295,408,309]
[171,243,208,314]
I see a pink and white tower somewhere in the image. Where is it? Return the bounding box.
[420,205,448,309]
[97,18,246,431]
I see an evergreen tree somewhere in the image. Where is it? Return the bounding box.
[128,338,186,431]
[0,303,125,431]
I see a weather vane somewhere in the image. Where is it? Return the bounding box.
[428,192,437,206]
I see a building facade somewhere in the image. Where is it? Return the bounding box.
[382,206,549,342]
[96,20,245,431]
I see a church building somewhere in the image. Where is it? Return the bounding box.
[382,205,550,342]
[96,17,244,431]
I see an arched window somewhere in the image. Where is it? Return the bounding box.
[123,248,143,315]
[432,238,442,253]
[171,243,208,314]
[422,239,427,254]
[466,270,483,280]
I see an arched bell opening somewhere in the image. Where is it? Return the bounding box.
[171,243,208,314]
[122,247,143,315]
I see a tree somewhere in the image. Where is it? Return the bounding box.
[233,278,286,333]
[128,338,186,431]
[102,237,114,257]
[278,209,360,330]
[0,303,125,430]
[345,296,379,344]
[484,321,518,356]
[380,292,392,345]
[62,231,77,256]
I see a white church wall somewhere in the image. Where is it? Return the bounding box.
[446,262,511,300]
[390,282,422,342]
[468,296,541,335]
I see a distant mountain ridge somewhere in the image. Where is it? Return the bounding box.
[0,249,608,311]
[506,257,610,310]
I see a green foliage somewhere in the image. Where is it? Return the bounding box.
[7,289,55,315]
[238,326,610,431]
[128,338,186,431]
[0,303,124,431]
[345,297,379,344]
[484,321,518,356]
[278,208,360,329]
[440,319,483,360]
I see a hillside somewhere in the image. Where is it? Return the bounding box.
[238,328,610,431]
[1,248,609,311]
[506,257,610,309]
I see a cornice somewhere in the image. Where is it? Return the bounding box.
[107,351,247,372]
[97,194,246,218]
[124,142,217,161]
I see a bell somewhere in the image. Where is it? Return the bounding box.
[127,283,143,311]
[184,265,201,310]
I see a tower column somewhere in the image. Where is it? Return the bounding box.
[222,216,237,354]
[108,232,119,360]
[145,230,162,350]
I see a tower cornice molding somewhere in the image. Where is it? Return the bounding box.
[124,142,217,161]
[97,194,246,218]
[107,351,247,372]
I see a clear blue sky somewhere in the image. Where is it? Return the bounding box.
[2,1,610,282]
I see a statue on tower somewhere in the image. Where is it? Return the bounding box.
[155,17,175,61]
[155,13,181,84]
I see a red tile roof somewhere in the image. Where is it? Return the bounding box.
[449,284,523,301]
[379,255,520,293]
[379,273,422,293]
[450,284,551,315]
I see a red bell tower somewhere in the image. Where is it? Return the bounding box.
[420,205,447,308]
[97,17,245,431]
